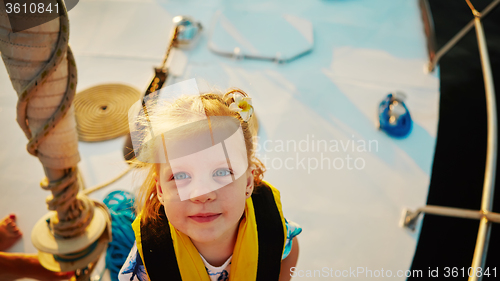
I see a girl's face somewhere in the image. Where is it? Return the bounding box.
[155,134,253,244]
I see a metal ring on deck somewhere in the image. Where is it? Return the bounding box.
[378,93,412,138]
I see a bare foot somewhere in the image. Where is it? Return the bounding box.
[0,214,22,251]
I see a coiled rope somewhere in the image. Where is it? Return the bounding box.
[103,190,136,281]
[41,168,95,238]
[0,0,95,238]
[73,83,141,196]
[75,84,141,142]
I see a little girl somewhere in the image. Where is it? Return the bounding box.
[118,84,301,281]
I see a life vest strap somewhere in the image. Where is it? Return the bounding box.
[252,183,286,280]
[141,209,182,281]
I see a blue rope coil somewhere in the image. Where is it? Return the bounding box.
[103,190,136,281]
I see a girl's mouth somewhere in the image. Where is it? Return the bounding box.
[189,213,221,223]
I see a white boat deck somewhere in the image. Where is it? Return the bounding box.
[0,0,439,280]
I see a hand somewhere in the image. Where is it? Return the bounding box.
[0,252,74,281]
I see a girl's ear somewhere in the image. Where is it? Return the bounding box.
[155,176,164,203]
[245,168,255,198]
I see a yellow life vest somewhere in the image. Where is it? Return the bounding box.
[132,180,287,281]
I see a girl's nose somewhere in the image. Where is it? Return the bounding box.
[189,190,216,203]
[185,176,218,202]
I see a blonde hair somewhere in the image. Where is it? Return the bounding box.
[132,89,265,224]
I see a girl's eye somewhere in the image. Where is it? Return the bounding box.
[213,169,232,177]
[172,172,191,181]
